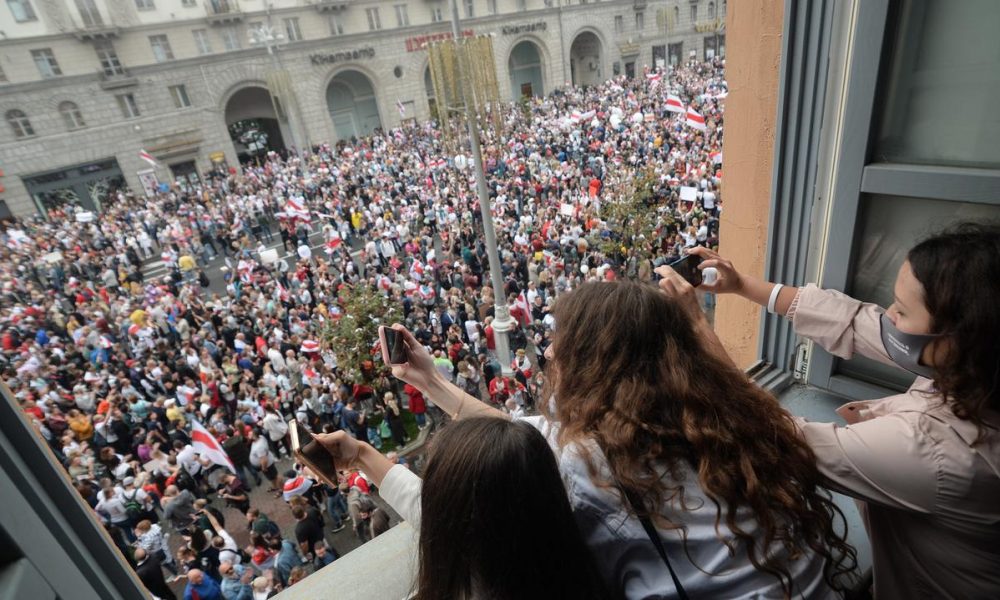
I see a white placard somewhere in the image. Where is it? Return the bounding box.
[560,203,575,217]
[679,186,699,202]
[75,211,94,223]
[259,248,278,265]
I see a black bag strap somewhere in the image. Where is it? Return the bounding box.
[620,486,691,600]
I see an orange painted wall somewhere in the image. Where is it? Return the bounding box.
[715,0,785,368]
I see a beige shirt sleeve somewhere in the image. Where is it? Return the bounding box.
[379,464,422,529]
[788,284,895,367]
[794,414,938,512]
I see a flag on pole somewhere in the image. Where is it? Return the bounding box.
[139,149,158,167]
[664,94,685,114]
[190,419,236,473]
[516,291,533,325]
[646,72,662,90]
[710,151,723,165]
[396,99,406,117]
[685,107,707,131]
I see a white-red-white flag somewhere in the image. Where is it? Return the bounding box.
[396,99,406,118]
[665,94,685,114]
[139,149,158,167]
[685,107,707,131]
[646,72,662,90]
[516,291,533,325]
[190,419,236,473]
[710,151,723,165]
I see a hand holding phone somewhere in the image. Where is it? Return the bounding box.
[668,253,704,287]
[379,325,407,365]
[290,420,340,489]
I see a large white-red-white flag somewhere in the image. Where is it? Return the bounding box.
[515,291,533,325]
[685,107,707,131]
[190,419,236,473]
[664,94,686,114]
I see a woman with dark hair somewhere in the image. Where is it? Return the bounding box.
[372,280,857,598]
[687,222,1000,599]
[315,417,606,599]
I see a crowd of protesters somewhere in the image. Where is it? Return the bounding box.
[0,59,725,598]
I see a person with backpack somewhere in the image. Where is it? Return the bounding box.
[120,476,154,526]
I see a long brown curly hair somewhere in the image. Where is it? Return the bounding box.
[543,280,857,596]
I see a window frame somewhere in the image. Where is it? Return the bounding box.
[329,14,344,35]
[221,27,240,50]
[366,7,382,31]
[464,0,474,18]
[803,0,1000,398]
[94,39,124,76]
[192,28,213,54]
[134,0,153,10]
[59,101,86,130]
[169,84,191,109]
[116,93,140,119]
[30,48,61,78]
[6,109,35,138]
[284,17,303,42]
[394,3,409,27]
[148,34,174,62]
[6,0,36,22]
[635,10,644,30]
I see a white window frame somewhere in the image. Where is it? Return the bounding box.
[134,0,154,10]
[59,101,86,129]
[6,109,34,138]
[284,17,303,42]
[394,3,409,27]
[30,48,61,78]
[329,14,344,35]
[221,27,240,50]
[148,34,174,62]
[94,40,124,76]
[464,0,474,18]
[431,5,444,22]
[366,7,381,31]
[168,84,191,109]
[6,0,37,22]
[192,29,213,54]
[116,93,140,119]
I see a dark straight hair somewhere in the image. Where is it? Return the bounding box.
[413,417,607,600]
[908,221,1000,440]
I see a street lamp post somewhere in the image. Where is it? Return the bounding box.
[446,0,515,377]
[249,26,309,167]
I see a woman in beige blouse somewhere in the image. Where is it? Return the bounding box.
[682,223,1000,599]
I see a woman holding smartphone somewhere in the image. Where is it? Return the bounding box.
[325,280,858,598]
[680,223,1000,599]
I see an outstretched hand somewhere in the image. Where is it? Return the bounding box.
[311,430,361,471]
[381,324,437,392]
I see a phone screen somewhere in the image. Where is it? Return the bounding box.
[383,327,407,365]
[292,421,339,486]
[669,254,704,287]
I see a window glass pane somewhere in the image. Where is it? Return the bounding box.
[840,194,1000,389]
[874,0,1000,169]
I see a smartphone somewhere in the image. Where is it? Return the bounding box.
[669,254,704,287]
[290,420,339,489]
[379,325,407,365]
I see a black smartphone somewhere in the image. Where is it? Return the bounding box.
[381,326,407,365]
[290,420,339,488]
[669,254,704,287]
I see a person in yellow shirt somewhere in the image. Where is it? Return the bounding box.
[165,400,185,428]
[66,409,94,442]
[178,254,197,272]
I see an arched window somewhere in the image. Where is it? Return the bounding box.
[674,5,680,25]
[6,109,34,138]
[59,101,85,129]
[708,2,716,19]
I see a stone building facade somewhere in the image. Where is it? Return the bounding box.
[0,0,725,217]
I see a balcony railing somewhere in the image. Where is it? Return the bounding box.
[97,67,137,90]
[71,14,119,40]
[305,0,353,13]
[205,0,244,24]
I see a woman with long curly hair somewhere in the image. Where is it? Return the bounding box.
[373,271,857,598]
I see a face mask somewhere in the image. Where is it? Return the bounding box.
[879,313,940,379]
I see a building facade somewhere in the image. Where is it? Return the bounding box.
[0,0,725,217]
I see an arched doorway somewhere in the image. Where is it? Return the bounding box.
[570,31,603,87]
[224,86,286,162]
[508,40,544,101]
[325,69,382,141]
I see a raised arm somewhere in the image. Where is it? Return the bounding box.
[385,324,506,421]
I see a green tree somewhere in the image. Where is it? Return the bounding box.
[322,283,401,385]
[597,164,671,273]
